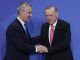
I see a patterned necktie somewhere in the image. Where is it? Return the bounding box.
[50,25,54,46]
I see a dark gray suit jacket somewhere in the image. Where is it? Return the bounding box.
[4,19,35,60]
[39,19,73,60]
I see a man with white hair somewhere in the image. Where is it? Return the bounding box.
[4,2,48,60]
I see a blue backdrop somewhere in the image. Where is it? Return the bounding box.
[0,0,80,60]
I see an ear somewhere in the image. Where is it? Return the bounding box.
[20,9,24,15]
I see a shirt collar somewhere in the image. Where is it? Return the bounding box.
[51,20,58,27]
[17,17,25,26]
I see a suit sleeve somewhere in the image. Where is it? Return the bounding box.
[48,23,71,54]
[39,25,47,46]
[6,27,36,54]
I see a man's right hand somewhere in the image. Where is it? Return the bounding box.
[35,45,48,53]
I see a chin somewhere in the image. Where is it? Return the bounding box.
[48,22,53,24]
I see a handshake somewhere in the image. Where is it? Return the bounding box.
[35,45,48,53]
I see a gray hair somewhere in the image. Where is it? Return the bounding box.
[17,2,31,14]
[45,5,58,12]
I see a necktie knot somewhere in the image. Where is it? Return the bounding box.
[24,23,27,30]
[51,25,54,31]
[24,23,26,27]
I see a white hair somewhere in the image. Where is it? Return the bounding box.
[17,2,31,14]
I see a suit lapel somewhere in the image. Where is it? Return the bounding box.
[45,23,50,46]
[16,19,27,37]
[51,20,60,45]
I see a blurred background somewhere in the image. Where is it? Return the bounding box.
[0,0,80,60]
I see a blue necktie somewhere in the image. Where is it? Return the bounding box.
[24,23,29,39]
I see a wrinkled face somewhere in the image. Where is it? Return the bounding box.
[20,5,32,22]
[45,7,58,25]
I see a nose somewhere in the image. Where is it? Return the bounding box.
[47,16,51,20]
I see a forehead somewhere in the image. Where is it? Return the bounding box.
[23,5,32,11]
